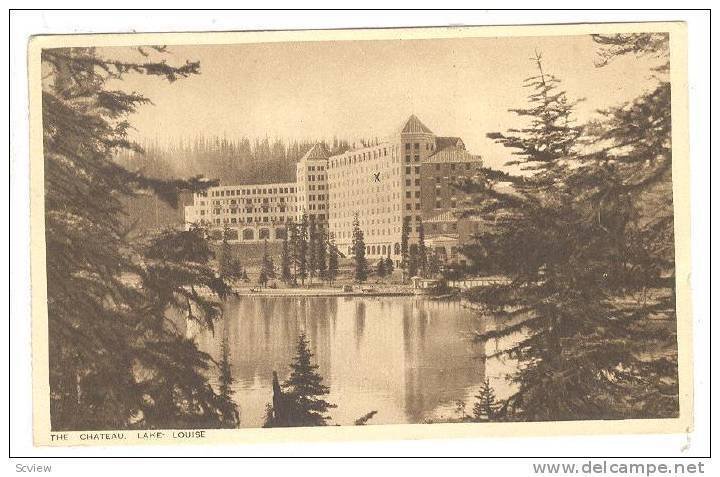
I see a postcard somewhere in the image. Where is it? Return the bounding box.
[28,21,691,446]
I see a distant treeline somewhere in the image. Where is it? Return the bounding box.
[115,135,381,184]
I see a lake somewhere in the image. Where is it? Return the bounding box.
[187,296,518,428]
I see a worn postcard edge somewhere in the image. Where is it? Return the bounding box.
[27,21,693,447]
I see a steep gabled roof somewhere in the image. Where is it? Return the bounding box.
[435,136,465,151]
[301,143,330,161]
[427,146,482,164]
[401,114,434,135]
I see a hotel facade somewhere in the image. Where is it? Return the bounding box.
[184,115,483,265]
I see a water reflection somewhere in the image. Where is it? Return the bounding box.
[189,296,513,428]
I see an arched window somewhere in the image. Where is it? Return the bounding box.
[371,245,376,255]
[275,228,287,240]
[259,228,270,240]
[394,243,401,255]
[242,229,254,241]
[225,229,239,241]
[381,245,387,255]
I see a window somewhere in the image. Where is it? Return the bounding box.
[414,143,419,149]
[405,143,411,150]
[405,155,410,163]
[405,166,411,174]
[414,166,420,174]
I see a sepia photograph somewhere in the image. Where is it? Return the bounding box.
[27,21,693,446]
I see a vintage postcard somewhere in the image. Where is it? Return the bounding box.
[28,21,692,446]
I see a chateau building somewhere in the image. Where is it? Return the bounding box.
[184,115,483,265]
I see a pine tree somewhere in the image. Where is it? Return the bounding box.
[307,215,317,281]
[327,233,339,284]
[418,219,428,276]
[384,253,394,276]
[257,269,268,288]
[460,47,677,420]
[288,219,299,284]
[42,47,238,430]
[316,228,328,282]
[400,216,411,270]
[297,213,308,285]
[351,214,368,282]
[217,336,240,427]
[472,379,500,422]
[220,224,242,281]
[427,250,441,277]
[280,333,336,426]
[375,259,386,277]
[281,234,292,283]
[260,239,275,285]
[407,245,419,277]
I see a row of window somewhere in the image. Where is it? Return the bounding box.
[208,186,295,197]
[427,162,473,171]
[212,196,297,206]
[328,145,397,169]
[404,142,433,151]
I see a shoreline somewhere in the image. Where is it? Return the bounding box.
[231,287,416,298]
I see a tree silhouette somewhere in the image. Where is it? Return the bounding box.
[42,46,239,430]
[473,379,500,422]
[265,333,336,427]
[351,214,368,282]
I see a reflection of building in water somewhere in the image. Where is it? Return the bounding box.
[401,299,487,422]
[191,296,489,427]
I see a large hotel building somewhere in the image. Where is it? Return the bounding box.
[184,115,483,265]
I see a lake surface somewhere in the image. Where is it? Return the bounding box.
[187,296,518,428]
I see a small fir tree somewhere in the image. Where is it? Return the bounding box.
[280,235,292,283]
[282,333,336,426]
[316,229,328,282]
[418,219,428,276]
[297,213,308,285]
[375,258,386,277]
[384,254,394,276]
[327,233,339,284]
[307,215,317,281]
[351,214,368,282]
[217,336,240,427]
[473,379,500,422]
[400,216,411,270]
[407,244,419,277]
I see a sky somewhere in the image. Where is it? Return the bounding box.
[104,34,662,170]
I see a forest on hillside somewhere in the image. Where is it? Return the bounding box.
[114,135,379,184]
